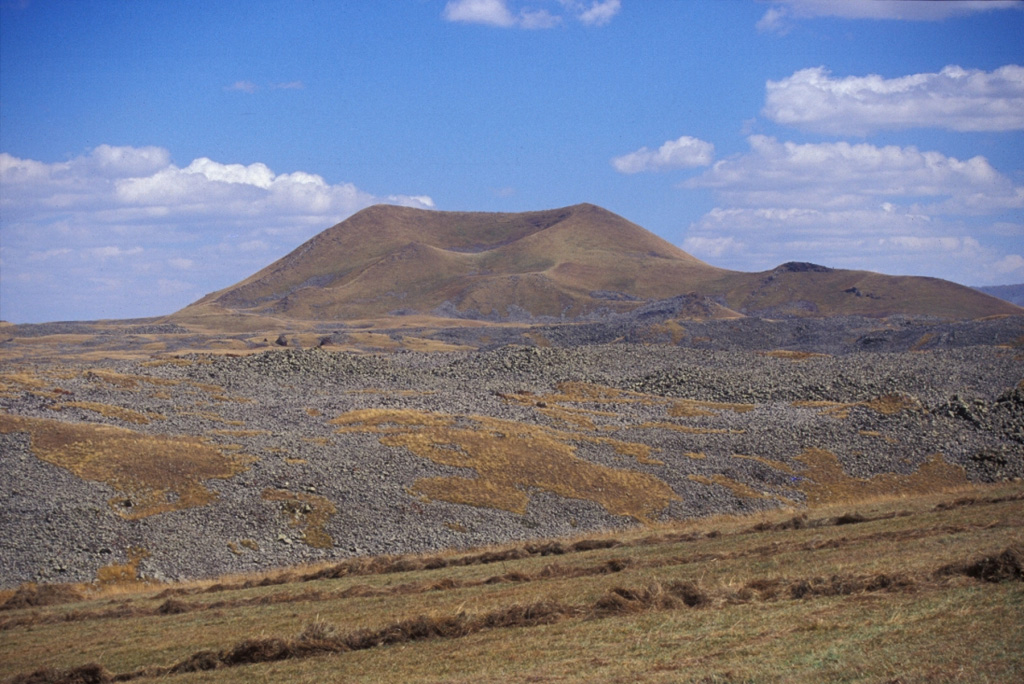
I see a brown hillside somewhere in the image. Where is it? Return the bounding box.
[172,204,1021,326]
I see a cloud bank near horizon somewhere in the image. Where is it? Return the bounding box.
[679,135,1023,281]
[757,0,1021,34]
[610,61,1024,286]
[0,146,433,322]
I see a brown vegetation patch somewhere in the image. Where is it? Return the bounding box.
[792,393,921,418]
[761,350,829,360]
[175,410,244,426]
[795,448,969,506]
[688,474,775,501]
[668,398,755,417]
[95,548,150,584]
[0,413,251,518]
[332,408,678,521]
[937,547,1023,583]
[0,371,56,399]
[0,583,84,611]
[50,401,159,425]
[261,489,337,548]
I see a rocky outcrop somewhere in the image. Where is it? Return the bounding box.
[0,319,1021,588]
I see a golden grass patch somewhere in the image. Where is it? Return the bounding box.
[688,474,771,500]
[332,408,678,521]
[0,413,252,518]
[731,453,797,475]
[794,448,969,507]
[793,394,921,419]
[261,489,338,548]
[176,409,245,426]
[210,428,269,437]
[50,400,159,425]
[668,398,755,417]
[95,548,149,584]
[761,350,829,360]
[633,421,742,435]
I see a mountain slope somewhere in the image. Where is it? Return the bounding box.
[172,204,1021,326]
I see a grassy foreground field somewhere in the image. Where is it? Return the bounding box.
[2,483,1022,684]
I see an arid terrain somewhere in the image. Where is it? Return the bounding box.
[1,204,1022,681]
[1,314,1022,588]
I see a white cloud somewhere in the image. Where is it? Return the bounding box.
[612,136,715,174]
[993,254,1024,278]
[443,0,517,27]
[679,136,1024,286]
[87,246,144,260]
[0,145,434,322]
[684,135,1022,212]
[168,258,194,270]
[683,206,1014,283]
[573,0,621,26]
[758,0,1021,33]
[443,0,620,28]
[764,65,1024,134]
[226,80,258,93]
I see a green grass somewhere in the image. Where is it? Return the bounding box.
[2,483,1022,683]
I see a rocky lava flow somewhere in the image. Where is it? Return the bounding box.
[1,338,1022,588]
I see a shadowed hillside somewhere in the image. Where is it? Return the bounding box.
[172,204,1020,329]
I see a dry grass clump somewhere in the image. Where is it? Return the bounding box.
[2,484,1021,683]
[668,398,755,417]
[0,413,251,518]
[0,583,84,611]
[937,546,1023,583]
[95,548,150,584]
[50,401,158,425]
[687,474,782,502]
[261,489,338,548]
[332,408,677,521]
[795,448,968,507]
[761,350,829,360]
[792,393,922,419]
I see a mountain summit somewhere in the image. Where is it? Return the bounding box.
[174,203,1020,325]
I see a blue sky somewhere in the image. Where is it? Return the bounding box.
[1,0,1022,323]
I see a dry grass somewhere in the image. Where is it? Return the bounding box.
[50,400,160,424]
[261,489,338,549]
[761,350,829,360]
[1,483,1021,683]
[793,393,923,419]
[795,448,969,507]
[0,413,252,519]
[332,408,678,521]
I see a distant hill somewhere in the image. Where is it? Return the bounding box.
[973,284,1024,307]
[171,204,1021,328]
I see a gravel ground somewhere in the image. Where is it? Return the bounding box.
[1,316,1022,588]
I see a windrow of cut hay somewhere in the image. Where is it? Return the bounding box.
[9,545,1022,683]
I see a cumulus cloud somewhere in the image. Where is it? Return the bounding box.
[443,0,619,28]
[758,0,1021,33]
[612,136,715,174]
[764,65,1024,135]
[0,146,433,322]
[680,136,1024,285]
[684,135,1022,212]
[569,0,621,26]
[443,0,519,27]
